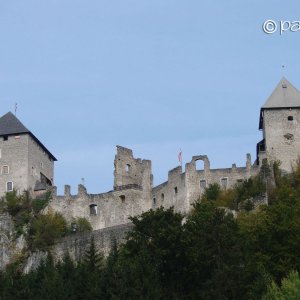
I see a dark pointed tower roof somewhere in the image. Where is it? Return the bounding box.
[259,78,300,129]
[0,112,57,161]
[0,112,30,135]
[262,77,300,109]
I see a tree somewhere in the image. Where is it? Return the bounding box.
[263,270,300,300]
[184,201,243,299]
[202,183,221,201]
[28,212,67,250]
[119,207,184,298]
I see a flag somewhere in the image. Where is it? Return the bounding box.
[178,150,182,164]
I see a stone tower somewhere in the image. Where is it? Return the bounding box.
[257,77,300,172]
[0,112,57,197]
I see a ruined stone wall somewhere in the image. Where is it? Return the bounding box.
[47,146,152,230]
[152,166,187,213]
[263,108,300,172]
[23,223,134,273]
[47,147,259,231]
[48,185,148,230]
[152,154,259,214]
[53,223,133,261]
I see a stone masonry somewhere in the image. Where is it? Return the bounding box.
[2,77,300,232]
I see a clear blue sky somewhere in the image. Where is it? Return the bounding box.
[1,1,300,194]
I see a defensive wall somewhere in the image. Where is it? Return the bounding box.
[23,223,133,273]
[152,153,259,213]
[48,146,259,231]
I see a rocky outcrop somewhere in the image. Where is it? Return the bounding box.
[0,213,15,270]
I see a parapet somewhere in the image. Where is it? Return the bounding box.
[168,166,182,180]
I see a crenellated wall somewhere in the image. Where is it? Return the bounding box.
[47,147,259,230]
[47,146,152,230]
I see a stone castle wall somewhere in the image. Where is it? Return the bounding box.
[48,146,259,231]
[47,146,152,231]
[263,108,300,173]
[0,134,29,195]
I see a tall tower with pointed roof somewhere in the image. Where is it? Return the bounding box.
[257,77,300,172]
[0,112,57,197]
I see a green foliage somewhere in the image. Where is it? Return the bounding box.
[70,217,92,233]
[2,191,86,250]
[185,201,243,299]
[263,270,300,300]
[31,191,51,214]
[241,199,254,212]
[202,182,221,201]
[4,191,32,236]
[84,236,103,271]
[28,212,67,250]
[124,207,184,298]
[2,163,300,299]
[235,175,266,203]
[202,173,266,211]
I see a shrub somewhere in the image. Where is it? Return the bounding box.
[70,217,92,233]
[202,183,221,201]
[28,212,67,250]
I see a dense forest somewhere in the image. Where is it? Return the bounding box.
[1,161,300,299]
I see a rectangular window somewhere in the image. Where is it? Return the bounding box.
[89,204,98,215]
[2,166,9,175]
[200,180,206,189]
[6,181,13,192]
[120,195,125,203]
[220,177,228,189]
[174,187,178,194]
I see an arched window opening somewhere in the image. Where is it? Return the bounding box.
[195,160,204,171]
[120,195,125,203]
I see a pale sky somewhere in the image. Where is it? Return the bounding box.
[0,1,300,194]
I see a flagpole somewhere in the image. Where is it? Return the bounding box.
[178,149,182,169]
[181,148,182,169]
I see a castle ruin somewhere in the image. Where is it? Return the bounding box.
[1,77,300,231]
